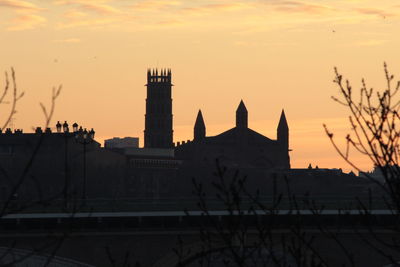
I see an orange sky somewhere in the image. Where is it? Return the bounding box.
[1,0,400,172]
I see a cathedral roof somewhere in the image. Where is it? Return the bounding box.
[205,127,275,145]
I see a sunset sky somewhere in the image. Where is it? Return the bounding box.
[1,0,400,172]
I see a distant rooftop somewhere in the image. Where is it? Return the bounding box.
[124,147,174,158]
[104,137,139,149]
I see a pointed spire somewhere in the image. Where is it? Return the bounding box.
[278,109,288,130]
[196,110,205,124]
[194,109,206,140]
[236,100,248,128]
[239,100,246,108]
[277,108,289,152]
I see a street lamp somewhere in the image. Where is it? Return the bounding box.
[58,121,70,209]
[62,121,69,133]
[89,128,95,139]
[72,122,78,133]
[56,121,62,133]
[75,127,95,205]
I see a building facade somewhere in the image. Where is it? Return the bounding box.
[175,101,290,169]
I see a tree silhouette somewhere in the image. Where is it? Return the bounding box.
[175,63,400,267]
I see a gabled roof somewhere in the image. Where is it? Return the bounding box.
[205,127,275,145]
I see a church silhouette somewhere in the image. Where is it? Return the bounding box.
[144,68,290,169]
[0,68,374,202]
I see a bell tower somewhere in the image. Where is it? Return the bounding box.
[144,69,173,148]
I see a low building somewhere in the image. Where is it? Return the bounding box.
[104,137,139,149]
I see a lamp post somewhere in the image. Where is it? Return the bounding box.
[72,122,78,133]
[62,121,70,208]
[75,127,95,205]
[56,121,71,208]
[56,121,62,133]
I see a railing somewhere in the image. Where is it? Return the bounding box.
[0,195,393,214]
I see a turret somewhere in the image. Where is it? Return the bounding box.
[277,109,289,150]
[236,100,248,129]
[194,109,206,141]
[277,109,290,169]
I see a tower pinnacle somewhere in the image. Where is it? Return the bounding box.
[236,100,248,128]
[194,109,206,141]
[277,109,290,168]
[277,109,289,148]
[277,109,288,131]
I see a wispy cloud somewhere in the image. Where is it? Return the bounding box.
[354,7,394,18]
[56,17,119,29]
[76,2,121,15]
[181,3,250,15]
[0,0,41,11]
[268,1,334,15]
[132,0,181,11]
[7,13,46,31]
[1,0,46,31]
[353,39,387,47]
[53,0,129,29]
[63,9,88,19]
[156,19,183,26]
[54,0,122,15]
[234,40,296,47]
[2,0,396,32]
[52,38,81,43]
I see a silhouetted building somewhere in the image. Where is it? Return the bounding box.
[0,124,102,201]
[0,70,379,204]
[104,137,139,149]
[175,101,290,169]
[144,69,173,148]
[359,165,400,183]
